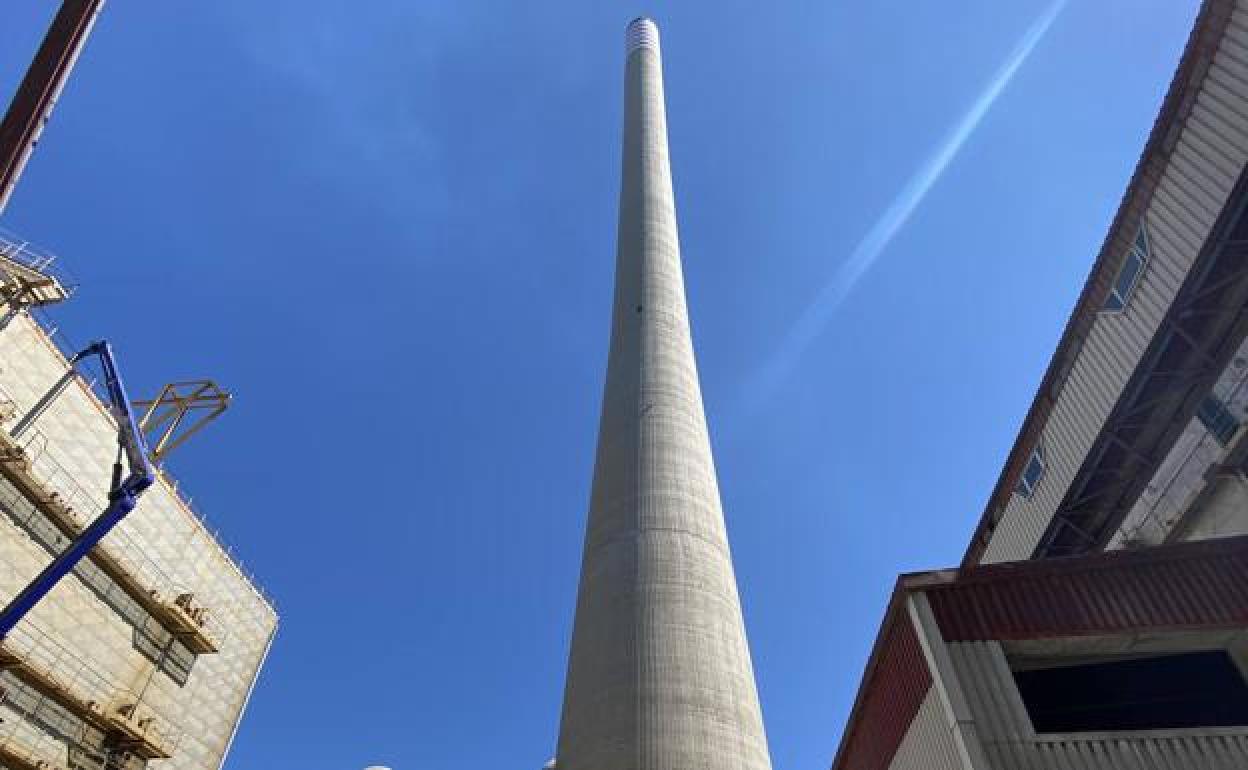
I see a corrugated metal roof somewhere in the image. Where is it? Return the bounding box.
[933,535,1248,640]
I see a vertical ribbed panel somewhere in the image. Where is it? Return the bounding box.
[555,19,772,770]
[977,0,1248,564]
[932,536,1248,641]
[949,640,1248,768]
[834,616,932,770]
[887,687,965,770]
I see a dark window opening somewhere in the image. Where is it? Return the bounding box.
[1016,445,1046,498]
[1103,224,1149,312]
[1013,650,1248,733]
[1197,393,1240,446]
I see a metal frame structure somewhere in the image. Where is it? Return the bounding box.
[1034,168,1248,557]
[134,380,230,462]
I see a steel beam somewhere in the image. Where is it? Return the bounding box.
[0,0,105,215]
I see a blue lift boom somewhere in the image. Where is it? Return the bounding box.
[0,340,154,637]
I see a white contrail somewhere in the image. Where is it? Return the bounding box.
[747,0,1067,404]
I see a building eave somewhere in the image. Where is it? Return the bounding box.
[962,0,1237,566]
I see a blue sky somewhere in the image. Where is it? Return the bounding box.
[0,2,1199,769]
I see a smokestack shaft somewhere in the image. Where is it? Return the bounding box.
[555,18,772,770]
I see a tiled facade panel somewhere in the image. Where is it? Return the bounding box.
[886,688,964,770]
[0,314,277,770]
[982,3,1248,563]
[948,640,1248,769]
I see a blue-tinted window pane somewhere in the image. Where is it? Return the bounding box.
[1112,252,1143,300]
[1134,224,1149,256]
[1016,447,1046,498]
[1103,226,1148,312]
[1198,394,1239,446]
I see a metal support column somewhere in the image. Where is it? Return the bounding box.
[0,0,105,215]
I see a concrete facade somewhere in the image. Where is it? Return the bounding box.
[0,308,277,770]
[554,18,771,770]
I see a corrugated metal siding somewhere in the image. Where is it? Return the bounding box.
[886,687,964,770]
[982,2,1248,563]
[931,536,1248,641]
[949,640,1248,769]
[835,616,932,770]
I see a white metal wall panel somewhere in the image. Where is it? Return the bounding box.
[887,686,965,770]
[0,314,278,770]
[982,5,1248,563]
[1182,476,1248,540]
[947,640,1248,769]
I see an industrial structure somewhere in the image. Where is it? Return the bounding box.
[0,4,278,770]
[833,1,1248,768]
[554,18,771,770]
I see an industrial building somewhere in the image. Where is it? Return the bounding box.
[553,18,771,770]
[0,3,278,770]
[833,0,1248,768]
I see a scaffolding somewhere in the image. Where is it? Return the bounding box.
[0,425,226,655]
[0,621,182,758]
[0,229,73,310]
[0,620,182,769]
[0,265,279,769]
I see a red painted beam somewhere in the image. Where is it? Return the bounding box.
[0,0,105,215]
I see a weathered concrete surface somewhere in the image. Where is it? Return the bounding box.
[555,18,772,770]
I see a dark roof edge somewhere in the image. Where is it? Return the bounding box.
[962,0,1236,567]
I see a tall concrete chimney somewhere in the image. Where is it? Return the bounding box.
[555,18,772,770]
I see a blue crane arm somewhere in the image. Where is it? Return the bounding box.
[0,340,155,638]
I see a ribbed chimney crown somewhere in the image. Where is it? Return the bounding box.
[626,17,660,54]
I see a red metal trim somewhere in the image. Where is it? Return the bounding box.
[831,592,931,770]
[934,536,1248,641]
[833,538,1248,769]
[0,0,105,214]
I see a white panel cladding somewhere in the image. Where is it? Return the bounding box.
[1180,474,1248,540]
[982,3,1248,563]
[888,686,966,770]
[947,640,1248,769]
[0,313,277,770]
